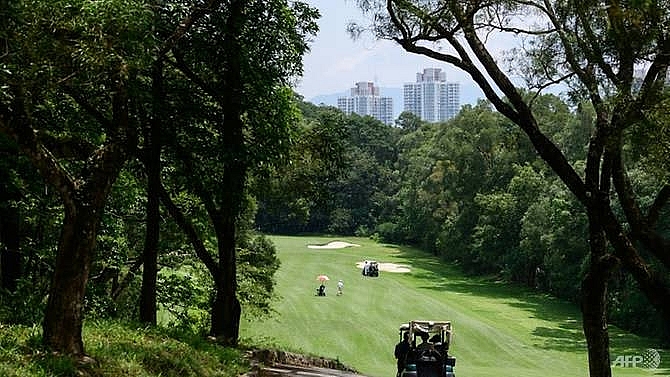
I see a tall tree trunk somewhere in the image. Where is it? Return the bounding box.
[582,211,617,377]
[210,211,242,345]
[582,269,611,377]
[207,0,245,346]
[139,61,164,325]
[42,208,99,355]
[40,81,132,356]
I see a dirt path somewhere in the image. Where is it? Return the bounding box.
[240,349,370,377]
[243,363,369,377]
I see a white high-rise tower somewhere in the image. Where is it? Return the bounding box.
[337,82,394,125]
[404,68,460,122]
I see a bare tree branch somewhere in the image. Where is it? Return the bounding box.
[157,181,219,276]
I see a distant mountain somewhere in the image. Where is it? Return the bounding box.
[307,84,485,120]
[307,92,343,108]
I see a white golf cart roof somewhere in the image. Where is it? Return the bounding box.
[400,320,454,346]
[400,320,452,333]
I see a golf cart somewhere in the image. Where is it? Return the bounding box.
[362,260,379,277]
[397,320,456,377]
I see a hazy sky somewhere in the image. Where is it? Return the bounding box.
[295,0,477,101]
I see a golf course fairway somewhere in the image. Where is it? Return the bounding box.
[240,236,668,377]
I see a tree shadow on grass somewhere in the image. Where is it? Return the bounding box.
[386,245,665,357]
[388,245,528,299]
[388,246,585,352]
[531,325,586,352]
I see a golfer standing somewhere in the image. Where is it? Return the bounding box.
[337,279,344,295]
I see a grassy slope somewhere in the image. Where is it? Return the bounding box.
[0,321,249,377]
[240,236,669,377]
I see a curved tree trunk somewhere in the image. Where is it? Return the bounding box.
[0,83,135,356]
[42,207,99,355]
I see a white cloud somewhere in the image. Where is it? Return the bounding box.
[328,49,376,77]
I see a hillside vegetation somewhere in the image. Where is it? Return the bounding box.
[0,321,249,377]
[241,236,668,377]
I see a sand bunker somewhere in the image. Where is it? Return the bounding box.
[307,241,361,249]
[356,261,411,273]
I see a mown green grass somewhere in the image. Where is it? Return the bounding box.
[0,320,249,377]
[1,235,666,376]
[240,235,669,377]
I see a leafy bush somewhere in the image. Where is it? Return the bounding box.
[0,279,47,325]
[374,222,402,243]
[238,234,281,319]
[157,268,211,332]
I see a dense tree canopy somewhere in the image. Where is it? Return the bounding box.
[1,0,318,354]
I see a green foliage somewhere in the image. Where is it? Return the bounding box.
[374,222,403,243]
[84,165,146,319]
[0,140,59,325]
[395,111,424,132]
[327,208,355,235]
[238,234,281,319]
[0,279,47,325]
[157,268,211,332]
[629,89,670,183]
[0,0,321,363]
[255,104,402,236]
[472,191,519,274]
[142,232,283,331]
[254,103,349,234]
[608,272,668,339]
[521,184,589,300]
[4,0,155,118]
